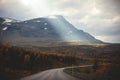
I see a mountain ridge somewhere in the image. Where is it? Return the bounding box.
[0,15,103,44]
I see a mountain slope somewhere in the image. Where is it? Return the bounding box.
[0,15,102,43]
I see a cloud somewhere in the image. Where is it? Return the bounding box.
[97,0,120,14]
[96,35,120,43]
[0,0,37,19]
[0,0,119,43]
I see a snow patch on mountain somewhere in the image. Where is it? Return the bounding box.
[1,17,20,24]
[4,19,13,23]
[2,27,8,30]
[44,27,48,30]
[44,23,48,25]
[35,20,41,22]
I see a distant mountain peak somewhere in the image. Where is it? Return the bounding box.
[0,15,103,43]
[45,15,65,20]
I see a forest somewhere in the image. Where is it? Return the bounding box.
[0,43,88,80]
[0,43,120,80]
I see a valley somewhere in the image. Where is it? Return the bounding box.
[0,15,119,80]
[0,43,119,80]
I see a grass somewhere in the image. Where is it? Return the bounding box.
[64,66,107,80]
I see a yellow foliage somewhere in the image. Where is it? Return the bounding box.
[24,54,30,63]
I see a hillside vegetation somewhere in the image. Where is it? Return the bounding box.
[0,43,120,80]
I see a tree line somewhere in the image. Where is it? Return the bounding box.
[0,43,83,70]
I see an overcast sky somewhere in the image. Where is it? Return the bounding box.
[0,0,120,43]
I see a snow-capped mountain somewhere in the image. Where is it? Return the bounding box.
[0,17,19,24]
[0,17,19,30]
[0,15,102,43]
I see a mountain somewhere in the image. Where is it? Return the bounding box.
[0,15,102,44]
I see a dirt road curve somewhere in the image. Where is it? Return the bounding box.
[20,68,80,80]
[20,65,92,80]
